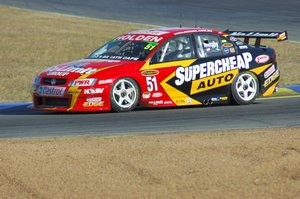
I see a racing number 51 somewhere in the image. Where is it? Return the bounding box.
[146,76,158,91]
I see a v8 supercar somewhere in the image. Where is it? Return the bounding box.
[32,27,287,112]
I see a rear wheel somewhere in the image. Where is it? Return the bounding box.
[110,78,139,112]
[231,72,258,105]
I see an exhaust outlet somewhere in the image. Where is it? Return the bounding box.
[203,100,208,105]
[208,99,213,105]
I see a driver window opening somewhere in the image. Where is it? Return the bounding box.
[153,35,193,63]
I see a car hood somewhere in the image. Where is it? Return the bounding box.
[40,59,143,79]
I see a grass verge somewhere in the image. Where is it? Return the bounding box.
[0,6,150,102]
[0,6,299,102]
[0,128,299,198]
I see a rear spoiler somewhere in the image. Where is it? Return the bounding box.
[223,30,288,46]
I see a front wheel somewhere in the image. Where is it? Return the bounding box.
[231,72,259,105]
[110,78,139,112]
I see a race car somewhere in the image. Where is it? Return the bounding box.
[31,27,287,112]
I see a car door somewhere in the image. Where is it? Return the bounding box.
[177,33,239,103]
[145,34,202,106]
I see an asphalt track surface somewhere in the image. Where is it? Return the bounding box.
[0,0,300,138]
[0,97,299,138]
[0,0,300,41]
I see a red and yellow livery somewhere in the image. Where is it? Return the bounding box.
[32,27,287,112]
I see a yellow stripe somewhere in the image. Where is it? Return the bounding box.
[250,63,272,75]
[190,69,238,95]
[262,80,279,97]
[140,59,197,70]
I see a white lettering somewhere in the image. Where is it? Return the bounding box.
[175,67,185,86]
[175,52,253,86]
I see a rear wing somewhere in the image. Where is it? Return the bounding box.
[224,30,288,46]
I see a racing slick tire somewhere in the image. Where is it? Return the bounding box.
[231,72,259,105]
[110,78,140,112]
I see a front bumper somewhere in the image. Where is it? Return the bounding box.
[32,85,111,112]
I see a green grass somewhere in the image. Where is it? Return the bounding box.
[0,6,299,102]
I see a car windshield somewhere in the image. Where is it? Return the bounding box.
[88,40,159,61]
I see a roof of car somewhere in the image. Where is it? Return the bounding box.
[113,27,225,43]
[129,27,224,36]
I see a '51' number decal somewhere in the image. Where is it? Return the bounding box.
[146,76,158,91]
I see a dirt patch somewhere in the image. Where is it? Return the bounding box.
[0,128,299,198]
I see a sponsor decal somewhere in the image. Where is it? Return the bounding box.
[176,99,186,105]
[203,41,219,49]
[220,96,228,101]
[186,98,192,104]
[255,55,270,64]
[46,71,69,76]
[87,97,102,102]
[83,101,104,107]
[96,55,139,61]
[190,69,238,95]
[142,92,151,99]
[239,45,248,49]
[264,70,279,87]
[47,63,96,74]
[118,56,139,61]
[211,97,227,101]
[115,34,163,42]
[144,42,159,51]
[164,101,173,105]
[83,97,104,107]
[230,47,236,53]
[224,48,230,54]
[211,97,220,102]
[235,41,245,46]
[141,70,159,76]
[84,88,104,95]
[229,36,238,42]
[37,86,66,97]
[264,65,276,78]
[175,52,252,86]
[98,79,113,85]
[223,43,233,48]
[148,100,163,105]
[129,30,168,36]
[174,29,213,35]
[152,92,163,98]
[229,31,279,38]
[71,78,97,86]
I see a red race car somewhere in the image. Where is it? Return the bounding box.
[31,27,287,112]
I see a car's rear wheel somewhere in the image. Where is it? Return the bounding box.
[110,78,139,112]
[231,72,258,105]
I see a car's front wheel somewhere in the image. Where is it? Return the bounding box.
[110,78,139,112]
[231,72,259,105]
